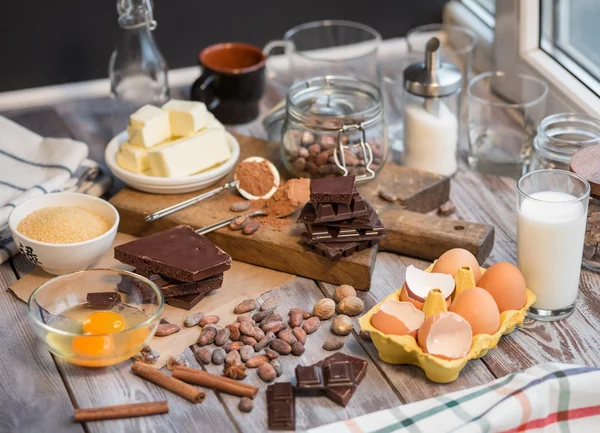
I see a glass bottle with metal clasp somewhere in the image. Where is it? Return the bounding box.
[280,75,388,181]
[109,0,169,135]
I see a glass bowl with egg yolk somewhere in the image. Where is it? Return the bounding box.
[28,269,163,367]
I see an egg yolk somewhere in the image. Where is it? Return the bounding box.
[82,311,125,335]
[72,335,113,357]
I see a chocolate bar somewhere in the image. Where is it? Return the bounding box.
[301,234,378,262]
[314,353,368,407]
[165,291,209,310]
[323,362,355,388]
[134,270,223,298]
[267,382,295,431]
[295,365,325,391]
[298,192,368,224]
[114,225,232,282]
[321,207,379,229]
[305,220,386,243]
[310,175,355,205]
[86,292,120,310]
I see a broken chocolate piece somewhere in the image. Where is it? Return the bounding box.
[301,234,379,262]
[305,219,386,243]
[310,176,355,205]
[134,270,223,298]
[114,225,231,282]
[298,192,368,224]
[323,361,355,388]
[267,382,295,431]
[165,291,209,310]
[86,292,120,310]
[295,365,325,391]
[314,353,368,407]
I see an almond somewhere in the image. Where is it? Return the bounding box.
[334,285,357,303]
[336,296,364,316]
[313,298,335,320]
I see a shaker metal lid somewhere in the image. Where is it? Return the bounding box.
[403,37,462,98]
[570,144,600,196]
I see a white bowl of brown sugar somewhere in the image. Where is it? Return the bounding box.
[8,193,119,275]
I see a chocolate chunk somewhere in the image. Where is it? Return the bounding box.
[86,292,120,310]
[114,225,231,282]
[267,382,295,431]
[310,176,355,205]
[295,365,325,391]
[323,361,355,388]
[165,291,209,310]
[314,353,368,407]
[301,235,379,262]
[305,219,386,243]
[321,207,379,229]
[134,269,223,298]
[298,191,368,224]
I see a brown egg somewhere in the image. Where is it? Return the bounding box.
[478,262,527,312]
[449,287,500,335]
[370,300,425,337]
[432,248,482,283]
[417,312,472,360]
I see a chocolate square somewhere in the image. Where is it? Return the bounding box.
[305,219,386,243]
[310,176,355,205]
[114,225,231,282]
[301,234,379,262]
[86,292,120,310]
[134,270,223,298]
[295,365,325,390]
[298,192,369,224]
[267,382,295,431]
[323,361,355,388]
[314,353,368,407]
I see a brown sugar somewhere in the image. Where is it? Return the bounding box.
[235,160,275,197]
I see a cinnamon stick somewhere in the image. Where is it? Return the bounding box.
[74,401,168,422]
[131,362,205,403]
[173,366,258,398]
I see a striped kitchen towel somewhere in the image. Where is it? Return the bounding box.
[0,116,113,263]
[307,363,600,433]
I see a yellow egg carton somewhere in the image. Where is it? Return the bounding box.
[359,263,537,383]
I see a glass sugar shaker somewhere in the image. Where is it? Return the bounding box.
[109,0,169,135]
[402,37,462,176]
[525,113,600,174]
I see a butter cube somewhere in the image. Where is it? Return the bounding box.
[127,105,171,148]
[147,129,231,177]
[162,100,207,136]
[205,112,225,130]
[116,142,149,174]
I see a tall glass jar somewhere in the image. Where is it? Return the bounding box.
[109,0,169,135]
[281,76,387,181]
[526,113,600,174]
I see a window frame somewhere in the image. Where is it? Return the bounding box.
[446,0,600,118]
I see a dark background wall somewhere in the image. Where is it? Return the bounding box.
[0,0,448,92]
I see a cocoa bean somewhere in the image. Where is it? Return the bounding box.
[198,326,217,345]
[291,341,305,356]
[240,335,257,347]
[306,162,318,174]
[301,131,315,146]
[194,347,211,365]
[262,320,285,334]
[212,348,226,365]
[260,297,279,311]
[240,345,254,362]
[292,327,307,344]
[239,320,255,336]
[229,216,249,230]
[215,328,231,346]
[230,201,251,212]
[252,310,272,323]
[323,338,345,351]
[242,221,260,235]
[234,299,256,314]
[230,321,241,329]
[315,151,329,165]
[261,313,283,326]
[302,317,320,334]
[320,135,337,150]
[246,355,270,368]
[184,312,204,327]
[257,363,276,382]
[359,330,372,341]
[271,359,283,377]
[227,325,241,341]
[225,350,242,366]
[238,397,254,413]
[223,341,244,352]
[303,311,311,320]
[292,157,306,172]
[254,333,276,352]
[265,348,279,360]
[277,329,297,346]
[252,327,265,341]
[288,312,303,328]
[199,315,220,327]
[237,315,255,325]
[270,339,292,355]
[155,322,180,337]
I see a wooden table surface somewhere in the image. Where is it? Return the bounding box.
[2,84,600,433]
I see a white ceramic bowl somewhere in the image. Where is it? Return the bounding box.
[105,130,240,194]
[8,193,119,275]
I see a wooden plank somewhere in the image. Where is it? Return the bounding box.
[200,277,401,431]
[11,255,239,433]
[319,252,497,403]
[0,259,84,433]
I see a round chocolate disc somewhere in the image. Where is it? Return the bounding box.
[570,144,600,197]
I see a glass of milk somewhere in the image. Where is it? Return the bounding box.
[517,169,590,321]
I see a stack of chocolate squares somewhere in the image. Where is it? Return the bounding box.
[114,225,231,310]
[298,175,386,262]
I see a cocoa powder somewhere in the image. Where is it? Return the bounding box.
[265,178,310,217]
[235,160,275,197]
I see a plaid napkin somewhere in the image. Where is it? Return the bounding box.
[0,116,113,264]
[307,363,600,433]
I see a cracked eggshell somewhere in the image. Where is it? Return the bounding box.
[370,300,425,337]
[432,249,482,283]
[399,265,455,310]
[449,287,500,335]
[417,312,473,360]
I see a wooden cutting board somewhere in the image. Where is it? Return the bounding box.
[111,134,494,289]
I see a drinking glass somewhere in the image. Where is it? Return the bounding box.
[468,71,548,178]
[517,169,590,321]
[263,20,382,90]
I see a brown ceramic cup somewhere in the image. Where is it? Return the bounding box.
[191,42,266,125]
